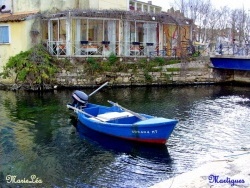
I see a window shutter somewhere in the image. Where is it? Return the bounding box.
[0,26,9,43]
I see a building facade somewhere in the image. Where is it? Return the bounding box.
[0,0,192,73]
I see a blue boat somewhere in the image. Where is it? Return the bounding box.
[67,83,178,145]
[210,55,250,71]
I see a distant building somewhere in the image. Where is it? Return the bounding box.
[0,0,192,72]
[129,0,162,13]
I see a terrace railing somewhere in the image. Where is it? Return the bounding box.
[46,40,184,58]
[212,44,250,56]
[47,41,67,56]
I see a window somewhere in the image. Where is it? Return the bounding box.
[50,19,66,41]
[0,25,10,43]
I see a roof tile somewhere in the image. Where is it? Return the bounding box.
[0,12,38,22]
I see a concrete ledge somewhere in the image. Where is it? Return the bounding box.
[150,153,250,188]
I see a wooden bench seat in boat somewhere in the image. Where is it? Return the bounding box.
[90,111,134,122]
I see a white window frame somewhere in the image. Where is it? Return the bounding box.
[0,24,11,44]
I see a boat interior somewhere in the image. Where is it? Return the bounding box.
[84,104,141,124]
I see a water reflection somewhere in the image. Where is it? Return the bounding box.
[69,117,173,187]
[73,118,171,163]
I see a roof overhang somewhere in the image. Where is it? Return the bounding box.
[41,9,187,25]
[0,11,39,23]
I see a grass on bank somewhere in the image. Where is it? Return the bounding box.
[84,53,181,75]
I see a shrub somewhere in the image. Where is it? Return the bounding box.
[0,44,59,89]
[86,57,100,74]
[144,70,153,82]
[108,53,118,65]
[153,57,165,66]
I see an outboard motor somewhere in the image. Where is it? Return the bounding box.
[71,90,89,109]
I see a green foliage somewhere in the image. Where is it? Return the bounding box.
[167,68,181,72]
[166,59,181,65]
[81,57,181,76]
[152,57,165,66]
[192,51,201,57]
[100,61,112,72]
[86,57,96,64]
[108,53,118,65]
[86,57,101,74]
[59,57,73,70]
[144,70,153,82]
[162,72,171,80]
[0,44,58,87]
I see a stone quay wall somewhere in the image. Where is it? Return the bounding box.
[55,60,235,87]
[1,58,249,90]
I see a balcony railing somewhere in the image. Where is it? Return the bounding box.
[213,45,250,56]
[47,41,67,56]
[46,40,180,58]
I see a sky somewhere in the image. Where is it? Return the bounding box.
[140,0,250,11]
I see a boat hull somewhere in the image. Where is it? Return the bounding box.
[210,56,250,70]
[76,104,177,144]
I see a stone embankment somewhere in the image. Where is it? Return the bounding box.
[55,60,228,87]
[1,59,249,90]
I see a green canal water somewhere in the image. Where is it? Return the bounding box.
[0,85,250,187]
